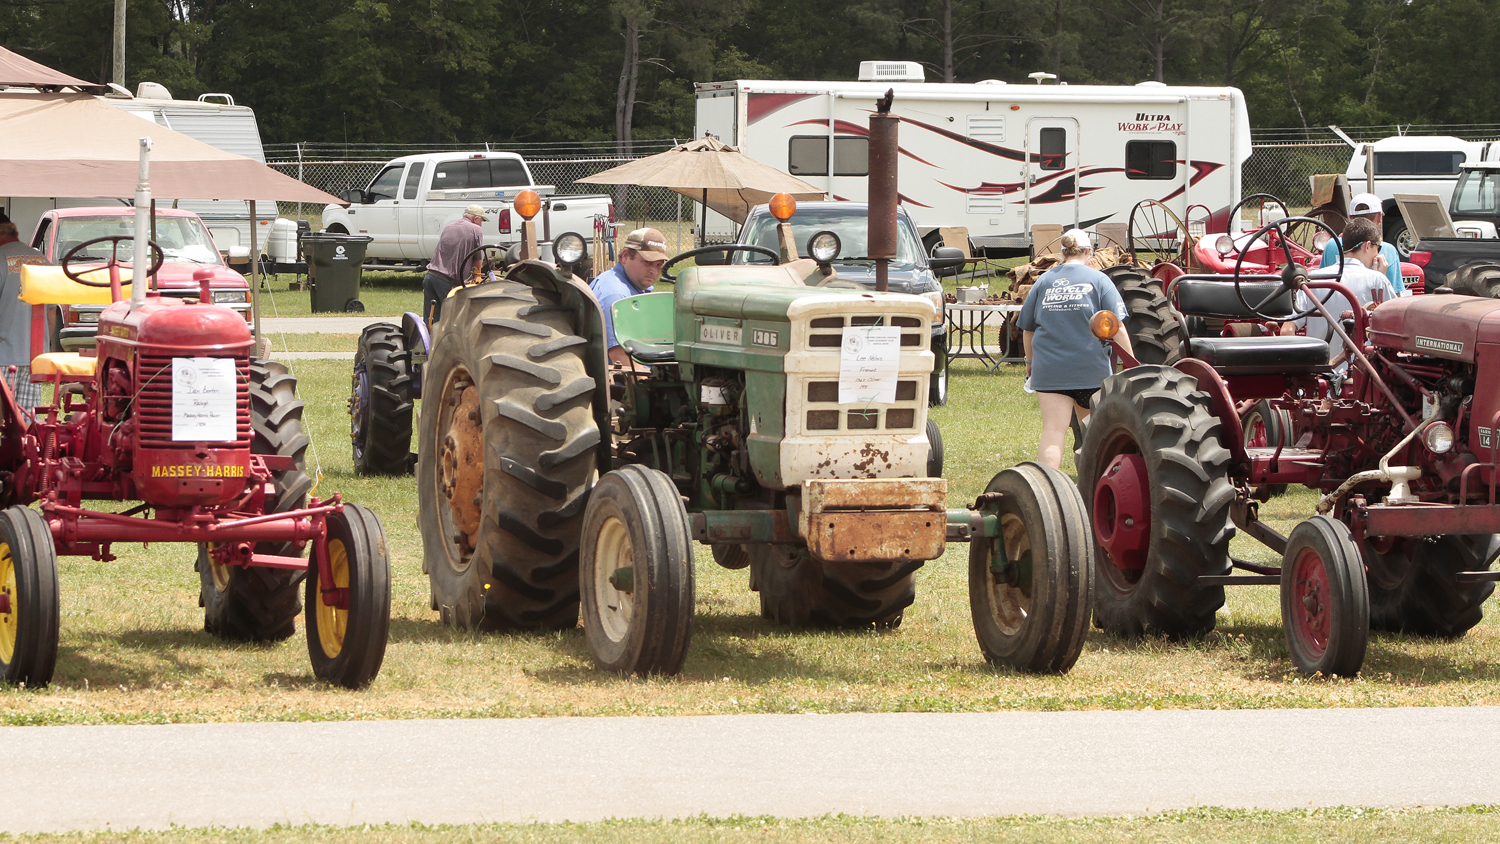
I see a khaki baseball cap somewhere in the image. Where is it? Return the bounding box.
[624,227,669,261]
[464,204,489,221]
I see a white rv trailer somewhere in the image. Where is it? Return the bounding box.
[695,63,1251,253]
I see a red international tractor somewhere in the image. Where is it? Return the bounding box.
[0,237,390,689]
[1081,216,1500,676]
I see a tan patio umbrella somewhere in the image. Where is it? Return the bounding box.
[575,135,825,244]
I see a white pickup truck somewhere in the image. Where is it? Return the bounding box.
[321,151,614,266]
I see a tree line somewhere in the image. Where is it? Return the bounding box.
[2,0,1496,148]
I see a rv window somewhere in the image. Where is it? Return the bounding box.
[403,162,426,199]
[1374,151,1466,176]
[787,136,869,177]
[1125,140,1177,180]
[366,165,405,201]
[1038,127,1066,171]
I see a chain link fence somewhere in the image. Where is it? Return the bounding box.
[268,126,1500,226]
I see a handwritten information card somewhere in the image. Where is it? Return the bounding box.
[838,326,900,404]
[172,357,237,442]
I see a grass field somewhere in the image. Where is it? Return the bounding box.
[10,807,1500,844]
[7,343,1500,727]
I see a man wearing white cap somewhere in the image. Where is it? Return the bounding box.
[423,204,489,324]
[1319,192,1404,293]
[590,227,669,366]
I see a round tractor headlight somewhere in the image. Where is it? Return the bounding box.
[554,232,586,264]
[808,230,841,263]
[1214,234,1236,257]
[1424,421,1455,454]
[1313,230,1332,251]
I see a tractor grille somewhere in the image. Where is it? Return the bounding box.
[805,315,927,351]
[135,354,252,448]
[803,379,921,431]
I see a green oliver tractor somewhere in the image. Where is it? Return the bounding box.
[417,231,1095,676]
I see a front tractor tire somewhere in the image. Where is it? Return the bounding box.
[350,323,415,475]
[968,463,1093,674]
[0,505,60,687]
[1077,366,1235,638]
[1281,515,1369,677]
[199,360,311,642]
[1103,266,1182,366]
[419,282,599,631]
[307,503,392,689]
[751,547,921,628]
[580,466,695,675]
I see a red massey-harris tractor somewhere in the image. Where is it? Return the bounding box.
[0,237,390,689]
[1080,215,1500,676]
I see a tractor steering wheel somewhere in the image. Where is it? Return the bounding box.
[62,236,165,287]
[661,245,779,282]
[1232,216,1343,321]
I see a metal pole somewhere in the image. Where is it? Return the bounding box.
[868,90,899,293]
[249,200,262,345]
[131,137,152,309]
[1364,144,1375,195]
[113,0,126,89]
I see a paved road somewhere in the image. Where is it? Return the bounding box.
[8,707,1500,833]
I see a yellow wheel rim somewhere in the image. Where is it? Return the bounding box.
[593,517,634,644]
[0,543,15,665]
[208,543,231,593]
[316,539,351,658]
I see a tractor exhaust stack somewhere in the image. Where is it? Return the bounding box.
[131,136,152,309]
[868,89,898,293]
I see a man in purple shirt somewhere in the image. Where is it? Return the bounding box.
[423,204,487,324]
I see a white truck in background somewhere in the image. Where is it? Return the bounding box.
[1337,133,1500,257]
[320,151,615,268]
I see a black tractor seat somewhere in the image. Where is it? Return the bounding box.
[1186,334,1331,375]
[623,339,676,364]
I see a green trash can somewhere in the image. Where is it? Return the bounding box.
[303,233,372,313]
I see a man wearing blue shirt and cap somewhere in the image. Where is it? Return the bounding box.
[590,227,668,366]
[1320,192,1404,294]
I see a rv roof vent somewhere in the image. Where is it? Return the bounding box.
[977,79,1006,85]
[858,61,925,83]
[135,81,172,100]
[1136,80,1167,88]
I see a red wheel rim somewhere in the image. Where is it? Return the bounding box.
[1092,452,1150,572]
[1292,548,1331,658]
[1245,414,1269,448]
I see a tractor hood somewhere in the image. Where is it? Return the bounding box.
[1368,295,1500,363]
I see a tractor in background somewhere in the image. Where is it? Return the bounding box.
[0,236,390,689]
[1080,214,1500,676]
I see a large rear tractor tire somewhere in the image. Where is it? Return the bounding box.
[580,466,695,675]
[350,323,415,475]
[751,546,920,628]
[307,503,392,689]
[1077,366,1235,637]
[1365,534,1497,638]
[199,360,311,642]
[0,505,60,687]
[419,282,599,631]
[1242,400,1292,497]
[1103,266,1182,365]
[968,463,1093,673]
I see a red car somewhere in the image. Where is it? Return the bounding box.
[29,207,252,351]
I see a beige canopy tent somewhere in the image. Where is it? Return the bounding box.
[0,45,104,91]
[0,91,337,204]
[576,136,824,242]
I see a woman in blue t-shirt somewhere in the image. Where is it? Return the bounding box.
[1017,229,1133,468]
